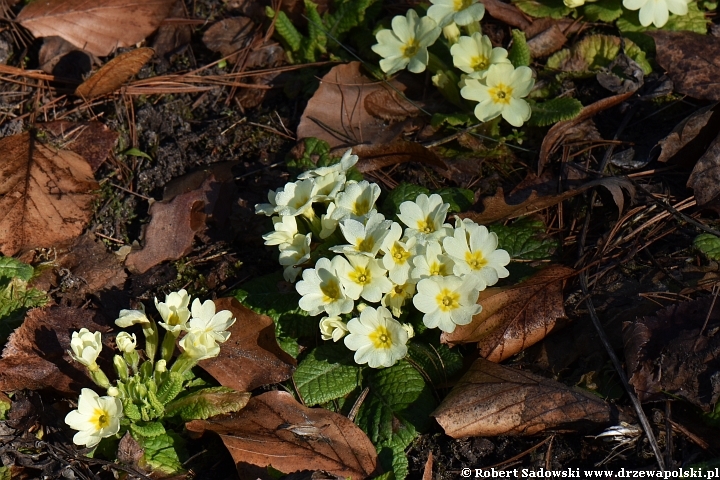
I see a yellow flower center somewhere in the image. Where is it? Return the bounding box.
[321,280,342,303]
[403,38,420,58]
[369,325,393,349]
[356,236,376,253]
[488,84,514,105]
[167,310,180,326]
[436,288,460,312]
[453,0,475,10]
[470,55,489,71]
[353,198,371,216]
[429,261,447,276]
[349,267,371,286]
[292,195,311,209]
[465,250,487,270]
[91,408,111,429]
[416,216,435,234]
[391,244,411,264]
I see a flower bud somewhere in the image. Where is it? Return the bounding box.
[69,329,102,368]
[107,386,120,397]
[116,332,137,353]
[319,316,349,342]
[113,355,129,382]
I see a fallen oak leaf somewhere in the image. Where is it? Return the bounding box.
[186,390,378,479]
[198,298,296,392]
[432,358,617,437]
[442,265,575,362]
[76,47,155,99]
[0,132,98,256]
[40,121,119,172]
[17,0,175,57]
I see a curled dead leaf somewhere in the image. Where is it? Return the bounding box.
[527,24,567,58]
[40,121,119,172]
[352,141,447,173]
[202,17,256,63]
[17,0,175,57]
[432,358,616,437]
[442,265,574,362]
[76,47,155,99]
[186,390,378,479]
[0,132,98,256]
[687,131,720,210]
[656,104,720,165]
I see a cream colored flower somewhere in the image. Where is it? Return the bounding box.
[413,275,483,332]
[372,10,441,75]
[461,63,535,127]
[178,329,221,361]
[336,254,393,303]
[428,0,485,27]
[274,179,319,218]
[381,282,416,317]
[450,33,510,79]
[381,222,418,285]
[443,222,510,286]
[296,256,354,316]
[65,389,122,448]
[263,215,299,246]
[187,298,236,344]
[156,289,191,333]
[278,232,312,282]
[115,332,136,354]
[69,328,102,368]
[331,212,392,258]
[344,306,409,368]
[255,189,278,216]
[320,316,349,342]
[115,306,149,328]
[623,0,690,27]
[411,240,455,280]
[397,194,452,244]
[331,181,381,221]
[298,149,358,180]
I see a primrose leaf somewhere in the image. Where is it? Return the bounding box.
[513,0,571,18]
[130,421,166,438]
[489,217,558,260]
[381,183,430,217]
[407,336,464,387]
[0,257,33,282]
[435,187,474,214]
[0,276,48,344]
[582,0,623,21]
[546,35,651,77]
[135,431,186,475]
[165,387,251,421]
[0,466,9,480]
[430,112,475,128]
[287,137,333,172]
[695,234,720,260]
[508,29,531,67]
[294,343,362,406]
[529,98,583,127]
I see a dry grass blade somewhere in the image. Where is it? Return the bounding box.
[17,0,175,57]
[76,47,154,99]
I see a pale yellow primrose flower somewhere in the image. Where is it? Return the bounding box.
[331,180,381,221]
[450,33,510,80]
[115,306,149,328]
[382,282,416,317]
[443,222,510,286]
[179,329,221,361]
[64,388,122,448]
[344,306,409,368]
[115,332,137,354]
[187,298,236,344]
[623,0,689,27]
[413,275,483,333]
[428,0,485,27]
[564,0,596,7]
[296,256,354,316]
[298,149,358,180]
[372,10,441,76]
[461,63,535,128]
[155,289,191,333]
[321,202,340,239]
[331,212,392,258]
[255,189,278,216]
[274,179,319,218]
[397,194,452,244]
[320,316,349,342]
[336,254,393,303]
[381,222,418,285]
[279,232,312,282]
[411,240,455,280]
[69,328,102,368]
[263,215,299,246]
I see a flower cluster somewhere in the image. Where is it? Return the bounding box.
[371,2,535,127]
[64,290,235,448]
[258,150,510,368]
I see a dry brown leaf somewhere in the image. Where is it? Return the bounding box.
[539,91,634,174]
[76,47,154,99]
[40,121,119,172]
[352,141,447,173]
[38,36,93,79]
[432,358,615,437]
[202,17,256,63]
[0,132,98,256]
[17,0,175,57]
[442,265,574,362]
[649,31,720,101]
[625,296,720,410]
[482,0,532,29]
[364,88,423,121]
[186,391,378,479]
[297,62,415,148]
[0,307,113,395]
[461,176,634,224]
[687,131,720,210]
[657,104,720,164]
[151,0,191,59]
[198,298,295,392]
[527,24,567,58]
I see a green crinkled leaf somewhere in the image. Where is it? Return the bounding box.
[287,137,332,172]
[0,466,10,480]
[695,234,720,260]
[165,387,250,421]
[617,2,708,34]
[0,257,33,282]
[381,183,430,218]
[274,10,303,54]
[130,421,166,438]
[488,217,558,260]
[513,0,571,18]
[0,276,48,344]
[430,112,475,128]
[0,395,10,421]
[529,97,583,127]
[407,337,463,387]
[546,35,652,77]
[508,29,531,67]
[582,0,623,22]
[435,187,474,214]
[294,343,362,406]
[325,0,377,38]
[156,372,185,405]
[378,436,410,480]
[135,431,186,475]
[234,272,315,358]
